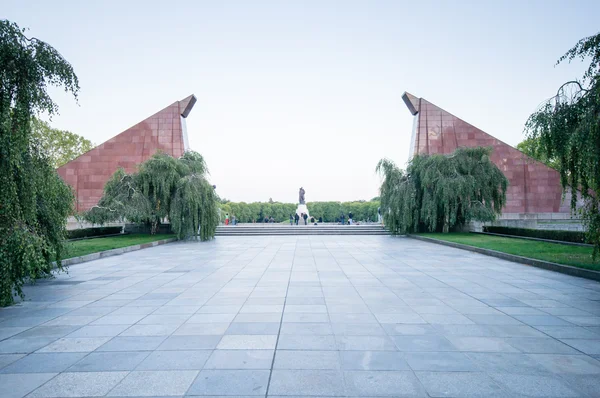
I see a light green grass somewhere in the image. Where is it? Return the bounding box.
[418,233,599,271]
[65,234,173,259]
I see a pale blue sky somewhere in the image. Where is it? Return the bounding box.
[3,1,598,202]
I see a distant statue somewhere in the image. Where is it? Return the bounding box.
[299,187,305,204]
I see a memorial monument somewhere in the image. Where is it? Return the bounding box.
[296,187,310,219]
[402,91,580,230]
[58,94,196,212]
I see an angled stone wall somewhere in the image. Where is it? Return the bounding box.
[58,95,196,212]
[402,92,571,214]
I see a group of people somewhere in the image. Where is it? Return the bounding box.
[224,213,236,225]
[337,212,354,225]
[290,213,324,225]
[291,212,308,225]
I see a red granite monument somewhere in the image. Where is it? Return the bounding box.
[402,92,571,216]
[58,94,196,212]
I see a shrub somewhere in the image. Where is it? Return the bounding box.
[67,227,123,240]
[483,226,587,243]
[84,151,218,241]
[377,147,508,234]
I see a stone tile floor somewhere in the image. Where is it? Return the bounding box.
[0,236,599,397]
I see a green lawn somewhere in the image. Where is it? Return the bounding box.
[65,234,174,259]
[418,233,599,271]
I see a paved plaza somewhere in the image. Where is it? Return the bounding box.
[0,236,599,397]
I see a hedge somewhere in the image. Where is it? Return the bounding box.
[67,226,123,240]
[482,226,587,244]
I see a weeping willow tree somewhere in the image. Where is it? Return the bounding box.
[85,151,218,240]
[1,20,78,306]
[377,147,508,234]
[525,32,600,257]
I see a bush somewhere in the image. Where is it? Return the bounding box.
[68,227,123,240]
[84,151,218,240]
[377,147,508,234]
[123,224,172,235]
[483,226,587,243]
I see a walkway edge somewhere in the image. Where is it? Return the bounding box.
[408,235,600,282]
[60,238,177,267]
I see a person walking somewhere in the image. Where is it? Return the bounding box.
[294,213,300,225]
[225,213,230,226]
[231,215,236,226]
[289,214,294,225]
[303,213,308,225]
[348,212,353,225]
[340,212,345,225]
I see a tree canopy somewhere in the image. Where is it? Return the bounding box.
[516,136,558,170]
[525,32,600,256]
[85,151,218,241]
[31,117,93,167]
[218,200,380,223]
[0,20,78,306]
[377,147,508,234]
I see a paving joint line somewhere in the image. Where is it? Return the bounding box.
[264,237,295,398]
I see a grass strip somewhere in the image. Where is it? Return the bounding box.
[418,233,599,271]
[65,234,173,259]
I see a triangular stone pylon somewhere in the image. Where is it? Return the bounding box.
[57,95,197,212]
[402,92,571,214]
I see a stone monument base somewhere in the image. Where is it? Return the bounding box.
[296,204,310,219]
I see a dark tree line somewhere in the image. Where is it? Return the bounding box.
[219,200,380,223]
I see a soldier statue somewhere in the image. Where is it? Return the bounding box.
[299,187,305,204]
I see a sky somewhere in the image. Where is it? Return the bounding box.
[3,0,599,203]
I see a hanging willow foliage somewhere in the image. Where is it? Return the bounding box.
[377,147,508,234]
[525,32,600,257]
[0,20,78,306]
[85,151,218,241]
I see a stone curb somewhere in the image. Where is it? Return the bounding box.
[59,238,177,267]
[408,235,600,282]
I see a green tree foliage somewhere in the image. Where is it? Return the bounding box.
[525,32,600,256]
[0,20,78,306]
[308,201,380,223]
[377,147,508,234]
[516,136,559,170]
[31,117,94,167]
[85,151,218,241]
[219,200,380,223]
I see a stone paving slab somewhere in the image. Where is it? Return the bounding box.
[0,236,600,397]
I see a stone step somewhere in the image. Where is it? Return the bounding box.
[216,232,390,236]
[216,228,388,232]
[215,227,387,231]
[216,229,387,232]
[216,225,385,229]
[215,225,390,236]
